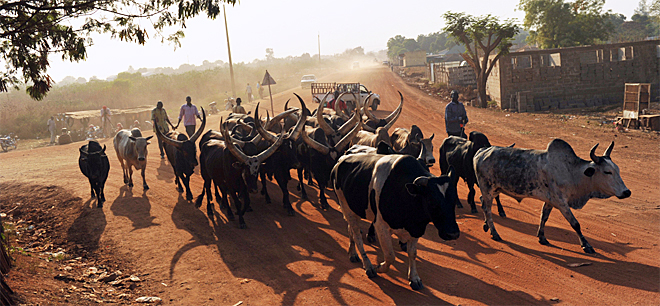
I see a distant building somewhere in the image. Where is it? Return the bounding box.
[485,39,660,112]
[401,50,427,67]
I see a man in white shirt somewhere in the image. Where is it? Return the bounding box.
[47,116,57,144]
[245,83,253,103]
[176,96,201,138]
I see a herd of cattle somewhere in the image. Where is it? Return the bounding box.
[77,92,631,291]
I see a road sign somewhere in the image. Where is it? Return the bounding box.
[262,70,276,86]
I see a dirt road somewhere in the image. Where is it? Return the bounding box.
[1,66,658,305]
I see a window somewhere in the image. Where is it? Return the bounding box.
[541,53,561,67]
[512,55,532,69]
[596,49,604,63]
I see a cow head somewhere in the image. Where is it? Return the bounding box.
[585,142,631,199]
[405,167,460,241]
[128,135,153,161]
[79,142,106,179]
[419,134,435,166]
[155,107,206,173]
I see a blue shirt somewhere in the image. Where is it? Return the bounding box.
[445,100,468,134]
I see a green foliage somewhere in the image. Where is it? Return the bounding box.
[387,32,457,60]
[518,0,614,48]
[609,1,660,42]
[0,0,237,100]
[443,12,519,108]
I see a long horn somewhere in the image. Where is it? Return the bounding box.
[288,93,308,140]
[589,143,602,164]
[155,122,183,148]
[334,116,363,153]
[265,106,298,130]
[79,147,87,155]
[364,102,379,121]
[317,92,336,136]
[301,127,330,155]
[382,107,400,131]
[334,92,349,120]
[417,139,427,160]
[337,111,359,135]
[221,118,249,163]
[256,131,285,163]
[604,141,614,157]
[360,106,376,132]
[189,107,206,143]
[284,99,290,111]
[384,91,404,123]
[361,93,374,110]
[254,103,279,144]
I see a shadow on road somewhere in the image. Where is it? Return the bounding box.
[66,198,107,253]
[110,185,159,231]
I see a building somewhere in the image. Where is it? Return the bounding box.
[485,39,660,112]
[401,50,427,67]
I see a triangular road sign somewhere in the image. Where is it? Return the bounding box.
[262,70,276,86]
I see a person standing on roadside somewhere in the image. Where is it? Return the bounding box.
[100,105,112,138]
[445,90,468,138]
[257,82,264,99]
[152,101,174,158]
[232,98,247,114]
[47,116,57,144]
[176,96,201,138]
[245,83,253,103]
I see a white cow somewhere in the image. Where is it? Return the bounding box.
[113,128,153,189]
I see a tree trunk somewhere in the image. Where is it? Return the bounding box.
[477,74,488,108]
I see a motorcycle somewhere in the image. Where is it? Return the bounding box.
[209,101,219,115]
[1,133,18,152]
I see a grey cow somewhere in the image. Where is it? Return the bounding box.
[473,139,630,253]
[114,128,153,189]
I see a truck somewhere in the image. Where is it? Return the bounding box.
[311,82,380,113]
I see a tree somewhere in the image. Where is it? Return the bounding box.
[443,12,519,108]
[518,0,614,48]
[265,48,274,61]
[1,0,237,100]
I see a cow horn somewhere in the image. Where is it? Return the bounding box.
[265,105,298,130]
[334,92,350,120]
[417,139,427,161]
[287,93,308,140]
[382,108,399,131]
[221,118,249,163]
[189,107,206,143]
[413,176,429,187]
[384,91,404,124]
[254,103,279,144]
[334,116,363,153]
[301,127,330,155]
[604,141,614,158]
[256,131,285,163]
[337,110,359,136]
[79,146,88,156]
[364,102,379,121]
[317,92,336,136]
[101,144,106,154]
[361,93,374,110]
[589,143,601,164]
[284,99,290,111]
[155,122,183,148]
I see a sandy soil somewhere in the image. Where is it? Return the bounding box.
[1,66,658,305]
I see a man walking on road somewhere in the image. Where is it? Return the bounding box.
[100,106,112,138]
[445,90,468,138]
[47,116,57,145]
[246,83,253,103]
[152,101,174,158]
[176,96,201,138]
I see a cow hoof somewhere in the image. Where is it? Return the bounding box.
[239,223,247,229]
[498,211,507,218]
[91,194,96,199]
[366,268,377,279]
[186,194,193,201]
[456,202,463,208]
[399,242,408,252]
[97,202,103,208]
[482,224,489,232]
[409,279,423,291]
[471,208,478,214]
[128,182,134,187]
[582,246,596,254]
[538,237,550,245]
[366,234,376,244]
[491,234,502,242]
[177,186,183,193]
[144,185,149,190]
[349,254,361,263]
[287,210,295,217]
[207,208,214,218]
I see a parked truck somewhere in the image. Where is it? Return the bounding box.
[311,82,380,113]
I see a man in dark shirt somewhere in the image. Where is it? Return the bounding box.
[445,90,468,138]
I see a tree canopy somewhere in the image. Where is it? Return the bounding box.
[443,12,519,108]
[0,0,236,100]
[386,32,458,60]
[518,0,614,48]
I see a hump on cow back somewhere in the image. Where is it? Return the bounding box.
[131,128,142,137]
[546,139,579,161]
[87,140,102,153]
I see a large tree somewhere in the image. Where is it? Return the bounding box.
[443,12,519,108]
[518,0,614,48]
[1,0,236,100]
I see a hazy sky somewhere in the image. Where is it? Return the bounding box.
[48,0,636,82]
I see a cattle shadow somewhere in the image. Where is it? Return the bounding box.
[110,185,159,230]
[156,158,175,182]
[66,198,106,253]
[505,241,659,293]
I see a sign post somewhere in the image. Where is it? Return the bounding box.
[261,70,277,115]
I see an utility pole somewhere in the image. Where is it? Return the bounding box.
[318,32,321,63]
[224,5,236,98]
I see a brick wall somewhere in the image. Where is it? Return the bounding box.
[433,65,477,88]
[486,40,660,112]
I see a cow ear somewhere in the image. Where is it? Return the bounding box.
[405,183,421,196]
[129,136,136,141]
[145,136,154,141]
[584,166,596,177]
[232,162,242,169]
[146,141,151,145]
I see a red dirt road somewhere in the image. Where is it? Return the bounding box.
[1,66,658,305]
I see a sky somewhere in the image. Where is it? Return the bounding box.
[47,0,637,82]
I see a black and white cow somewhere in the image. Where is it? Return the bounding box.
[78,140,110,207]
[331,153,460,290]
[474,139,631,253]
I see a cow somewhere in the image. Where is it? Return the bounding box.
[474,139,631,253]
[390,125,436,166]
[331,153,460,290]
[362,92,403,132]
[196,118,284,228]
[78,140,110,207]
[155,108,206,201]
[113,128,153,190]
[438,131,506,216]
